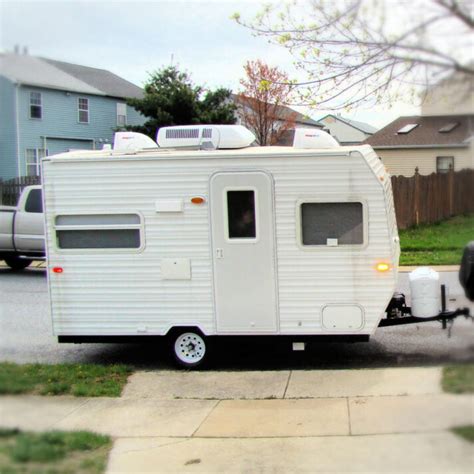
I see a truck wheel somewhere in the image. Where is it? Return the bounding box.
[171,330,208,368]
[4,257,32,271]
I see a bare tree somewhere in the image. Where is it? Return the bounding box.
[233,0,474,109]
[238,60,297,145]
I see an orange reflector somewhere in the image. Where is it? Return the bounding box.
[52,267,63,274]
[376,263,390,272]
[191,197,205,204]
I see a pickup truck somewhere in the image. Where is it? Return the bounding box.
[0,185,45,270]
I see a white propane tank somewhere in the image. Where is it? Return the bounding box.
[409,267,441,318]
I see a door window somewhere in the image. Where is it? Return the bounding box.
[226,190,256,239]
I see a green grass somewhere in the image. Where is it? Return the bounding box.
[0,429,111,473]
[442,365,474,394]
[399,214,474,265]
[451,426,474,443]
[0,363,132,397]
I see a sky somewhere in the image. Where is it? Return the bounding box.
[0,0,421,128]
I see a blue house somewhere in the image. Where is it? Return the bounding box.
[0,52,145,180]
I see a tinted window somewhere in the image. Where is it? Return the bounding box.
[57,229,140,249]
[24,189,43,213]
[227,190,256,239]
[301,202,363,245]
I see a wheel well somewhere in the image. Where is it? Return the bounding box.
[166,326,206,338]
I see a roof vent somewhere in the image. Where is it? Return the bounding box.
[293,128,339,149]
[397,123,418,134]
[439,122,459,133]
[157,125,255,149]
[113,132,158,151]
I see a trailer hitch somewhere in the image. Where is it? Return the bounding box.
[379,285,472,332]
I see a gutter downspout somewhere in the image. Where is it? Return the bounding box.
[14,83,21,178]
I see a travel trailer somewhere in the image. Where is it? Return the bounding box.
[41,125,471,367]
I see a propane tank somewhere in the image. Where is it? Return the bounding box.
[409,267,441,318]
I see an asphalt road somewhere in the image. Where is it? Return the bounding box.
[0,266,473,369]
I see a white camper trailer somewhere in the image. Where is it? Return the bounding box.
[41,125,431,367]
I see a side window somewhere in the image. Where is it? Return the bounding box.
[24,189,43,213]
[436,156,454,173]
[301,202,364,246]
[78,98,89,123]
[30,92,42,119]
[227,190,256,239]
[55,214,142,250]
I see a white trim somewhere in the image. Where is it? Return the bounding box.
[15,84,21,178]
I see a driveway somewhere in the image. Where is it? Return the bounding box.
[0,266,473,368]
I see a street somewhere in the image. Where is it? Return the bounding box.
[1,266,473,368]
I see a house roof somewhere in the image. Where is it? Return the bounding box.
[233,94,323,127]
[0,52,143,99]
[318,114,378,134]
[365,115,474,148]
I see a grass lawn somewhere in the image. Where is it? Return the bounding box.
[0,428,111,473]
[399,214,473,265]
[442,364,474,394]
[0,363,132,397]
[451,426,474,443]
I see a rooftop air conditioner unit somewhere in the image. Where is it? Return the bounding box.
[156,125,256,149]
[293,128,339,149]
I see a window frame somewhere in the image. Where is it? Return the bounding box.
[436,156,454,174]
[25,148,48,177]
[29,91,42,119]
[223,186,260,244]
[77,97,89,124]
[296,198,368,250]
[116,102,127,126]
[53,211,145,253]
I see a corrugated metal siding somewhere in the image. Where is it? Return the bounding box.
[0,76,18,179]
[43,147,398,336]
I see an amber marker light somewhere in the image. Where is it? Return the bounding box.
[191,197,205,204]
[376,262,390,272]
[52,267,63,274]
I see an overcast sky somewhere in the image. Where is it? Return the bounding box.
[0,0,420,128]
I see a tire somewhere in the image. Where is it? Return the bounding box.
[4,257,32,271]
[170,329,208,368]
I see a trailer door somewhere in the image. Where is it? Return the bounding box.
[210,171,278,333]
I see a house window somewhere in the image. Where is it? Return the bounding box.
[29,92,42,119]
[226,190,257,239]
[437,156,454,173]
[26,148,48,176]
[117,103,127,126]
[55,213,143,250]
[78,98,89,123]
[301,202,364,246]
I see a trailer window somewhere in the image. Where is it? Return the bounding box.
[227,190,256,239]
[301,202,363,246]
[55,213,143,250]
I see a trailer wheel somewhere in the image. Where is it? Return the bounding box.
[171,330,207,368]
[4,257,32,271]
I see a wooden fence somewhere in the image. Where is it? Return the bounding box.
[391,168,474,229]
[0,176,41,206]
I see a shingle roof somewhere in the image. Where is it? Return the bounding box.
[44,58,143,99]
[233,94,323,127]
[365,115,474,148]
[318,114,378,134]
[0,53,143,99]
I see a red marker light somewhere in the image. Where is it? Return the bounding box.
[52,267,63,274]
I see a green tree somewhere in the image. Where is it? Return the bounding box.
[126,66,236,138]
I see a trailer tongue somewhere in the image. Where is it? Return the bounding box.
[379,243,474,331]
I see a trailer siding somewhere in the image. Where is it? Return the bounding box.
[43,145,398,336]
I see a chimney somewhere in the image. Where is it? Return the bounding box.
[23,46,28,55]
[14,44,20,54]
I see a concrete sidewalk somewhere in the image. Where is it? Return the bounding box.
[0,367,472,472]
